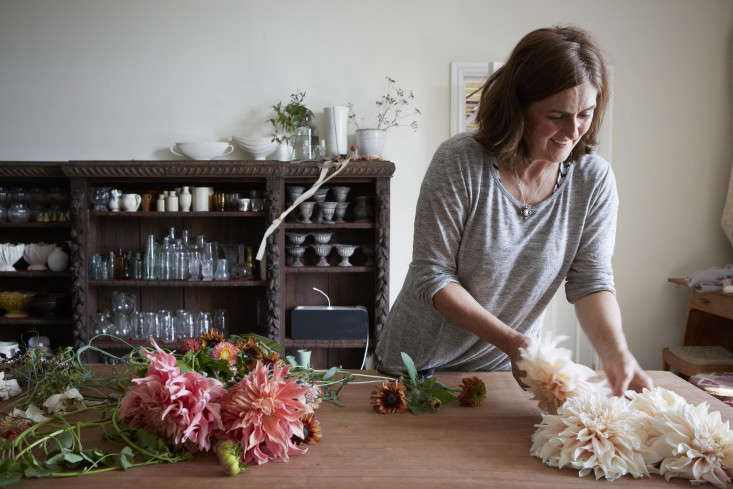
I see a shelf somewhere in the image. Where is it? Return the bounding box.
[89,279,266,287]
[91,338,183,350]
[0,270,72,278]
[285,266,374,273]
[282,338,367,349]
[91,211,266,218]
[0,317,72,326]
[283,222,374,229]
[0,222,70,228]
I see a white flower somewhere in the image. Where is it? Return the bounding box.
[635,389,733,488]
[518,334,610,414]
[11,404,49,423]
[0,371,21,400]
[531,393,649,481]
[43,386,85,414]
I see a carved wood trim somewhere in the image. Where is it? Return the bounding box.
[282,161,395,178]
[69,178,88,347]
[62,161,281,178]
[374,178,390,343]
[0,162,65,178]
[264,177,281,341]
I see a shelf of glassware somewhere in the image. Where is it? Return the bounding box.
[88,280,266,287]
[284,267,374,274]
[90,338,183,350]
[89,211,266,218]
[282,222,375,230]
[281,338,367,349]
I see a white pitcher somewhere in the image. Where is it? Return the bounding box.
[179,186,192,212]
[121,193,141,212]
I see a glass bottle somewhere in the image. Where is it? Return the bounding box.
[245,247,255,278]
[144,235,156,280]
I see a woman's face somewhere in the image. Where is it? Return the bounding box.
[523,82,598,164]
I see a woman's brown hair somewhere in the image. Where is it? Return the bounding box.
[474,26,609,169]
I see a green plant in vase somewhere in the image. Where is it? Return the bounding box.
[269,91,315,160]
[348,77,421,160]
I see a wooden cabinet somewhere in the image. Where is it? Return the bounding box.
[0,163,74,349]
[62,160,393,368]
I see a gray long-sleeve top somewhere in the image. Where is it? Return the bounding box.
[375,133,618,375]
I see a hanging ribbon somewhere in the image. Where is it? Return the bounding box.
[256,157,352,261]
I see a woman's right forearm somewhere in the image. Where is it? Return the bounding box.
[432,282,526,355]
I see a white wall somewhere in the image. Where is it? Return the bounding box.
[1,0,732,369]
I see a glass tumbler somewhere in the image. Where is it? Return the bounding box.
[176,310,195,339]
[214,309,228,337]
[158,309,174,343]
[196,311,213,336]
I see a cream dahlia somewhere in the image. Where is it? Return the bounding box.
[518,334,610,414]
[531,392,649,481]
[220,360,309,465]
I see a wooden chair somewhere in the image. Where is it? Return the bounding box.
[662,346,733,377]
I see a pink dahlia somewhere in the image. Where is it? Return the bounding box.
[181,338,200,354]
[220,360,309,465]
[120,339,226,452]
[212,341,239,366]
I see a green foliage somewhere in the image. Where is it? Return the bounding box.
[268,91,314,143]
[398,352,457,415]
[349,76,421,131]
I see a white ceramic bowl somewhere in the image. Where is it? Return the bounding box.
[0,243,24,271]
[232,136,278,160]
[170,142,234,160]
[23,243,56,271]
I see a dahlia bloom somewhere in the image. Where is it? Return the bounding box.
[11,404,48,423]
[629,387,733,488]
[181,338,200,354]
[517,334,610,414]
[220,360,309,465]
[531,393,649,481]
[120,339,225,452]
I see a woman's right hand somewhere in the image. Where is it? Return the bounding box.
[506,334,530,389]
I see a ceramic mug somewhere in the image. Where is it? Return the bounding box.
[0,341,19,358]
[122,193,142,212]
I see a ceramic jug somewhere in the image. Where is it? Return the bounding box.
[47,246,69,272]
[122,193,142,212]
[166,191,179,212]
[108,189,122,212]
[156,194,166,212]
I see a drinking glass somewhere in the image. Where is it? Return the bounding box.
[214,309,228,337]
[214,258,230,281]
[188,253,201,280]
[158,309,174,343]
[142,312,157,340]
[176,310,195,339]
[195,311,213,336]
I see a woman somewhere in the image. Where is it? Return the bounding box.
[375,26,652,396]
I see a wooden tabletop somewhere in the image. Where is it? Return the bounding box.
[13,371,732,488]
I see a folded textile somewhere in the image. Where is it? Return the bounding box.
[686,264,733,292]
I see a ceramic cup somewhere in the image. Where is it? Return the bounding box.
[122,193,142,212]
[192,187,209,212]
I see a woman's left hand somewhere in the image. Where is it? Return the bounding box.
[600,348,653,396]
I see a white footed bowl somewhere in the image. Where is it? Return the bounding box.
[170,142,234,160]
[232,136,278,160]
[0,243,24,271]
[23,243,56,271]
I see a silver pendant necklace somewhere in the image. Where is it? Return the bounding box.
[513,164,557,220]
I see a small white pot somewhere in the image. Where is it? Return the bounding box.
[276,141,294,161]
[47,246,69,272]
[356,128,386,159]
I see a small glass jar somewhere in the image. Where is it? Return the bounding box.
[293,125,312,160]
[214,258,230,281]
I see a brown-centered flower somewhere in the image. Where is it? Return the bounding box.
[370,381,408,414]
[238,337,265,371]
[263,351,281,367]
[292,413,322,445]
[458,376,487,407]
[198,329,225,349]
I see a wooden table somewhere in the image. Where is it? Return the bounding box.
[13,371,732,488]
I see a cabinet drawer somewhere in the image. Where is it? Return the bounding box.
[690,290,733,319]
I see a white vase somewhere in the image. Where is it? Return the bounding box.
[179,186,192,212]
[47,246,69,272]
[192,187,209,212]
[276,141,293,161]
[324,106,349,157]
[0,243,24,271]
[356,129,386,159]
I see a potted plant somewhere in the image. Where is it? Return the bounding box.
[269,91,315,161]
[349,77,421,159]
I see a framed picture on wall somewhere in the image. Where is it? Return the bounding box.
[449,61,503,136]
